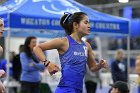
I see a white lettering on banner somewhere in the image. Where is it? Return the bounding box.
[51,20,60,26]
[21,18,50,25]
[95,23,120,30]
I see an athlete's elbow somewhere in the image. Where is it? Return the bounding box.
[33,45,39,53]
[90,67,97,72]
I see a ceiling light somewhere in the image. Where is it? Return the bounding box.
[118,0,129,3]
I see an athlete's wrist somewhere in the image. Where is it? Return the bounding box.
[42,58,50,67]
[97,63,102,69]
[44,61,50,67]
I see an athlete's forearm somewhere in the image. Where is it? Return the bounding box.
[33,46,47,62]
[90,63,101,72]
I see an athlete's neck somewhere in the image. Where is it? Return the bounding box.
[70,34,82,44]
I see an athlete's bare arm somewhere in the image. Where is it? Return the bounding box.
[33,37,67,75]
[86,42,108,72]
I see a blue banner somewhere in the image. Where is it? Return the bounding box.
[0,0,129,37]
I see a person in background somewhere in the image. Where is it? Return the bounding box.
[33,12,108,93]
[108,88,112,93]
[0,51,15,78]
[84,58,102,93]
[0,46,5,78]
[12,44,24,81]
[111,49,127,83]
[0,46,5,93]
[20,36,45,93]
[0,18,4,38]
[0,51,15,93]
[135,54,140,93]
[12,45,24,93]
[110,81,129,93]
[0,18,6,93]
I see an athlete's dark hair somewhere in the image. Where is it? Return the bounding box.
[60,12,87,35]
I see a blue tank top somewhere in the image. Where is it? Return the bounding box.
[58,36,88,90]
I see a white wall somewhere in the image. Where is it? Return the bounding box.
[5,37,25,54]
[4,37,60,66]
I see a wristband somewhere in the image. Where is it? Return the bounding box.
[44,61,50,67]
[42,58,48,63]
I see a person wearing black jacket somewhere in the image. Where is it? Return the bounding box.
[111,49,128,83]
[12,45,24,81]
[110,81,129,93]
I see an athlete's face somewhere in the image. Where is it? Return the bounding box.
[77,15,90,36]
[0,19,4,37]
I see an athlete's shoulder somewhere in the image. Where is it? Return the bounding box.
[50,37,67,43]
[84,41,90,47]
[52,37,68,48]
[84,41,93,52]
[55,37,68,45]
[59,37,68,42]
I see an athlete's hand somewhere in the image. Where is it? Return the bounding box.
[0,81,5,93]
[46,62,60,75]
[0,70,6,78]
[98,59,108,69]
